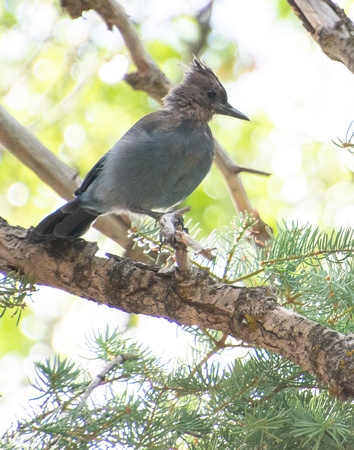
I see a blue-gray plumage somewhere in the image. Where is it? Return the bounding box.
[32,58,249,240]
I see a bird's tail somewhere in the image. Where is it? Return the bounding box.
[30,198,99,241]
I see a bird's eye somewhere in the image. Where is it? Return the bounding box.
[207,90,216,98]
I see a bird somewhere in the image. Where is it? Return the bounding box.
[31,58,249,241]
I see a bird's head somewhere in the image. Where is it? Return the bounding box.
[163,58,249,123]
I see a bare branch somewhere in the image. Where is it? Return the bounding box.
[76,353,138,413]
[287,0,354,73]
[62,0,173,101]
[213,141,271,244]
[187,1,215,58]
[0,218,353,401]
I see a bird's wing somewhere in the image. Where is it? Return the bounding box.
[74,111,168,197]
[74,153,109,196]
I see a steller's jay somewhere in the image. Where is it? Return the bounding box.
[31,58,249,241]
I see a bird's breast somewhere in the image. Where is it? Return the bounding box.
[91,120,215,212]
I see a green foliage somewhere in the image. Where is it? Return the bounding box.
[288,395,352,450]
[2,328,353,449]
[33,356,83,403]
[0,272,35,324]
[190,218,354,333]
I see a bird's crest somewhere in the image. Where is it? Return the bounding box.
[163,57,229,122]
[185,57,222,87]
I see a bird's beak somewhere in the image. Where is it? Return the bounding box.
[218,102,250,121]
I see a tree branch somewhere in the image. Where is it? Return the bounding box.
[186,1,215,58]
[0,218,353,401]
[62,0,173,101]
[213,141,271,244]
[287,0,354,74]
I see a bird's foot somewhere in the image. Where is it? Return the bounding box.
[161,207,191,235]
[157,207,190,247]
[157,206,215,277]
[164,209,186,232]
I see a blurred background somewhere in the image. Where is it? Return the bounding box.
[0,0,353,432]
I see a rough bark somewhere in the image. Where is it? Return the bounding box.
[287,0,354,73]
[0,217,353,401]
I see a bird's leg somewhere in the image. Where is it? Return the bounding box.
[129,207,186,231]
[157,206,215,277]
[130,207,192,260]
[129,207,163,220]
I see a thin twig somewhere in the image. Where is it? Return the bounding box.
[76,353,138,413]
[190,332,228,376]
[260,248,354,266]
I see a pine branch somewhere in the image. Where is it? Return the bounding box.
[3,330,352,448]
[0,217,353,401]
[0,272,36,323]
[262,223,354,263]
